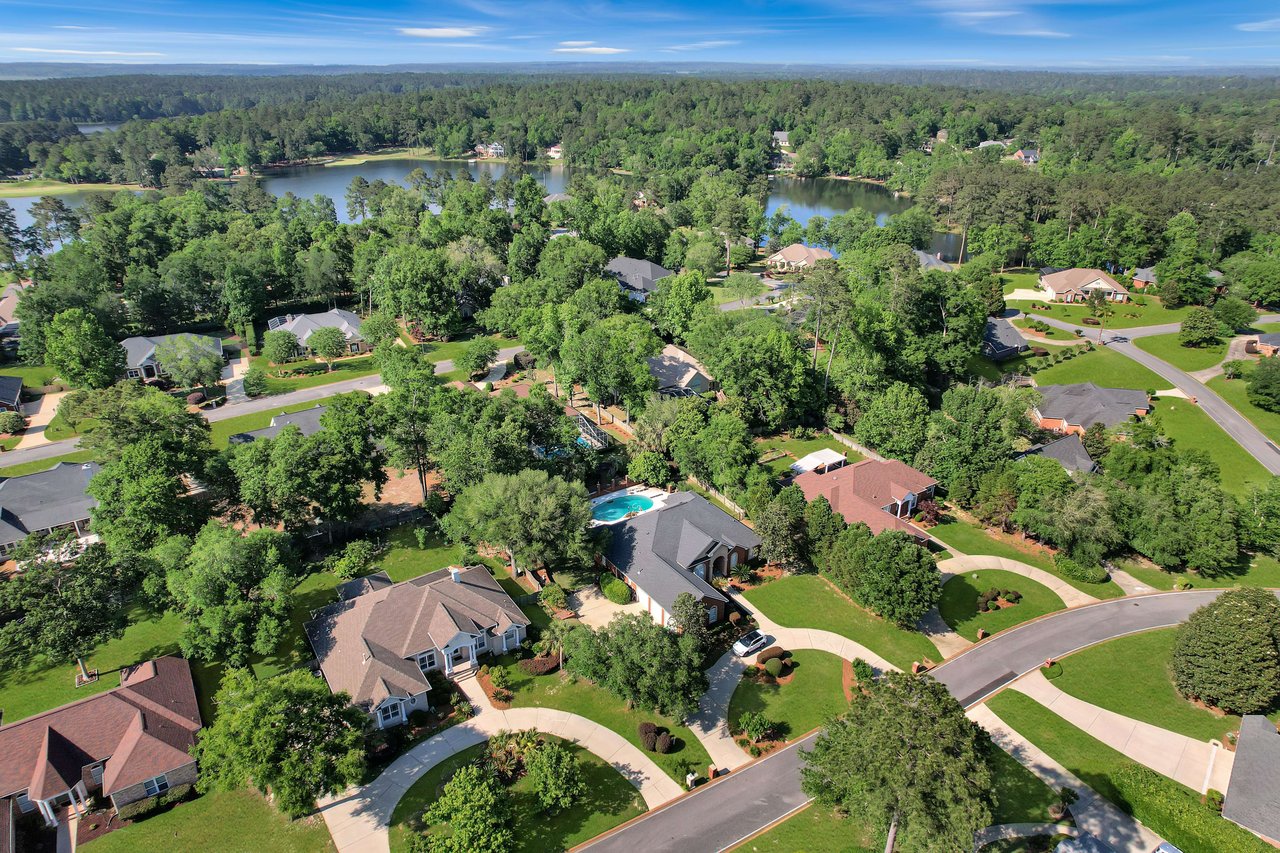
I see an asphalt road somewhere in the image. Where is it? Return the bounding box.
[1023,312,1280,475]
[580,591,1280,853]
[0,345,525,468]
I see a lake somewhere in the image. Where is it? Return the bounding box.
[4,156,961,259]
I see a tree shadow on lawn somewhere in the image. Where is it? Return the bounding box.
[511,755,643,852]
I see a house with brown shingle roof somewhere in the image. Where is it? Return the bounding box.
[765,243,833,273]
[1038,268,1130,304]
[0,656,202,833]
[305,566,530,729]
[793,458,937,540]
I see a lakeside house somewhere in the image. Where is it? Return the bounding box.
[1130,267,1157,289]
[599,492,760,628]
[1033,383,1150,435]
[0,462,100,557]
[120,333,225,382]
[0,656,202,832]
[793,458,936,541]
[766,243,833,273]
[605,257,674,303]
[913,249,954,272]
[545,144,563,159]
[1038,268,1130,304]
[305,566,529,729]
[648,345,714,398]
[0,281,33,337]
[772,130,790,148]
[267,310,368,356]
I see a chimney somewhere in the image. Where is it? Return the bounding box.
[449,567,462,583]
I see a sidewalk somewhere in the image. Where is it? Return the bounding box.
[968,703,1166,853]
[1011,669,1234,793]
[939,555,1099,608]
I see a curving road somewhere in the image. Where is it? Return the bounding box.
[1022,311,1280,475]
[580,590,1278,853]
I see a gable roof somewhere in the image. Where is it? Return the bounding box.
[0,656,201,800]
[305,566,530,711]
[647,345,713,393]
[913,249,954,272]
[767,243,833,267]
[0,461,100,549]
[0,376,21,408]
[543,192,571,203]
[1036,383,1149,430]
[1019,435,1099,475]
[269,310,363,348]
[119,333,223,371]
[605,257,673,296]
[1224,716,1280,843]
[1131,267,1157,284]
[983,317,1029,361]
[1259,332,1280,348]
[789,448,847,476]
[603,492,759,617]
[1039,268,1129,299]
[0,281,31,329]
[227,404,327,445]
[794,458,935,538]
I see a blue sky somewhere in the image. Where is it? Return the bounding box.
[1,0,1279,68]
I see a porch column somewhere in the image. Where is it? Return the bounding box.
[37,798,57,827]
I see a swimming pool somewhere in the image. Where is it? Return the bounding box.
[592,494,655,522]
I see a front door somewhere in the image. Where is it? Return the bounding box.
[451,646,468,665]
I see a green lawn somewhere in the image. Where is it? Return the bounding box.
[988,745,1062,824]
[755,433,862,477]
[419,332,519,367]
[710,282,765,305]
[389,738,644,853]
[1030,346,1166,391]
[1051,628,1239,742]
[1208,369,1280,446]
[735,804,876,853]
[742,575,942,669]
[492,658,711,783]
[1113,553,1280,591]
[0,362,58,389]
[1013,317,1070,339]
[728,650,848,742]
[0,178,138,198]
[999,270,1040,295]
[0,605,222,725]
[1010,298,1192,329]
[41,410,81,442]
[939,570,1065,641]
[1157,399,1272,496]
[1134,333,1227,372]
[0,449,94,477]
[83,789,334,853]
[987,690,1272,853]
[965,353,1006,382]
[929,516,1125,599]
[252,355,381,394]
[209,398,342,448]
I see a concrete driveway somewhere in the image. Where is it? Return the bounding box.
[570,586,643,629]
[15,390,68,450]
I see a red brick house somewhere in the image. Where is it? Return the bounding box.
[1033,383,1150,435]
[794,458,936,541]
[0,657,202,835]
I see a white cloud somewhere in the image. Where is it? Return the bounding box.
[1238,18,1280,32]
[558,40,595,47]
[553,45,629,54]
[11,47,166,56]
[661,39,739,51]
[398,26,489,38]
[1006,29,1070,38]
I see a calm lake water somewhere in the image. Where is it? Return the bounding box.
[5,157,961,259]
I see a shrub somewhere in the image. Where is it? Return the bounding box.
[1005,590,1022,603]
[519,655,560,676]
[851,658,875,685]
[728,611,742,625]
[329,538,379,580]
[186,391,205,405]
[490,667,511,691]
[764,658,783,678]
[792,425,816,440]
[601,575,632,605]
[1171,587,1280,714]
[1054,556,1109,584]
[540,583,567,611]
[408,708,431,727]
[242,366,268,397]
[638,722,658,751]
[655,732,674,754]
[0,411,24,435]
[114,783,194,820]
[738,710,773,742]
[1112,763,1267,853]
[756,646,785,665]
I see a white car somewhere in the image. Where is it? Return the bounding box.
[732,630,769,657]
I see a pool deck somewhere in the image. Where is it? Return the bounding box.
[590,485,670,526]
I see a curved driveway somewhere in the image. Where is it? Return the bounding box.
[580,589,1280,853]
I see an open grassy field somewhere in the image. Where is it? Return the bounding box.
[0,178,138,198]
[325,147,430,167]
[1030,346,1165,390]
[1134,333,1227,372]
[250,354,381,394]
[1156,399,1272,496]
[742,575,942,668]
[1009,298,1192,329]
[939,569,1065,641]
[1050,628,1239,742]
[728,650,848,742]
[0,362,59,389]
[1112,553,1280,591]
[388,738,645,853]
[709,281,765,305]
[83,789,334,853]
[999,270,1040,295]
[1207,368,1280,446]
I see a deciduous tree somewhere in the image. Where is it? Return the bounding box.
[44,307,124,389]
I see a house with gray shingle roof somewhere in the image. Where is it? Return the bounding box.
[267,309,367,355]
[0,376,21,413]
[606,257,674,303]
[119,333,224,382]
[600,492,760,628]
[227,404,327,445]
[305,565,529,728]
[1033,383,1150,435]
[0,461,100,556]
[983,317,1028,362]
[1018,435,1099,475]
[914,249,954,272]
[1224,716,1280,845]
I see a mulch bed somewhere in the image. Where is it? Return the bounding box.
[477,671,512,710]
[76,807,129,846]
[746,664,795,687]
[842,659,856,703]
[727,565,785,590]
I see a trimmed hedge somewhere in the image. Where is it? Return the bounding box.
[638,722,658,752]
[114,783,194,821]
[1113,763,1271,853]
[655,732,674,754]
[1054,556,1109,584]
[756,646,785,665]
[764,658,783,678]
[601,574,632,605]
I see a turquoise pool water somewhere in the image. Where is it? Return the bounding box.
[592,494,655,522]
